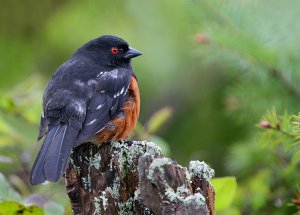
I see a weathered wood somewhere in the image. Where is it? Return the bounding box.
[65,141,215,215]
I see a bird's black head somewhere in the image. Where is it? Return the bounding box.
[76,35,142,67]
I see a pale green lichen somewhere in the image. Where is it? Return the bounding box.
[100,191,109,211]
[134,187,140,201]
[183,193,206,208]
[188,160,215,181]
[185,167,191,182]
[147,157,171,181]
[176,185,192,196]
[165,186,178,202]
[141,141,162,156]
[164,185,190,203]
[118,197,134,215]
[91,192,110,214]
[69,156,81,174]
[82,175,91,191]
[80,141,164,214]
[145,157,207,209]
[105,177,121,199]
[90,154,101,170]
[164,184,206,207]
[110,141,162,176]
[94,196,101,215]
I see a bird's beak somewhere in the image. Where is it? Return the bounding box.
[124,47,143,59]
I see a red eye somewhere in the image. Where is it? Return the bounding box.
[111,47,119,55]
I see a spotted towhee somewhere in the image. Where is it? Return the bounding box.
[30,35,142,185]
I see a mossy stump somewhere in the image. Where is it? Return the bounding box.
[65,141,215,215]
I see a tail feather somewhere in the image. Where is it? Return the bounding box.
[30,124,79,185]
[44,125,78,181]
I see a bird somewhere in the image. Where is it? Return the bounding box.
[30,35,142,185]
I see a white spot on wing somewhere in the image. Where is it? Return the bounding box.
[96,104,104,110]
[120,87,124,95]
[74,101,85,114]
[97,72,104,78]
[86,119,97,125]
[88,80,97,86]
[113,87,126,99]
[102,69,119,80]
[74,80,84,87]
[97,71,108,78]
[45,98,53,109]
[109,69,118,79]
[96,127,105,134]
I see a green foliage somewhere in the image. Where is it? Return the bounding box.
[211,177,237,213]
[0,172,65,214]
[186,0,300,214]
[146,107,172,134]
[0,173,43,214]
[0,201,43,215]
[227,109,300,214]
[190,0,300,127]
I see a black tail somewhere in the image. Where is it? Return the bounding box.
[30,124,79,185]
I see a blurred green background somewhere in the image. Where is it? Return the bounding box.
[1,0,300,214]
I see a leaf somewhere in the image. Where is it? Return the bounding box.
[0,201,43,215]
[210,176,237,211]
[245,169,270,210]
[0,172,22,202]
[146,107,172,134]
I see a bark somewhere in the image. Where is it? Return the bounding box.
[65,141,215,215]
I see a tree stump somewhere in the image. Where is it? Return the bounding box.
[65,141,215,215]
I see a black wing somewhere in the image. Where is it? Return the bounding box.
[75,68,131,145]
